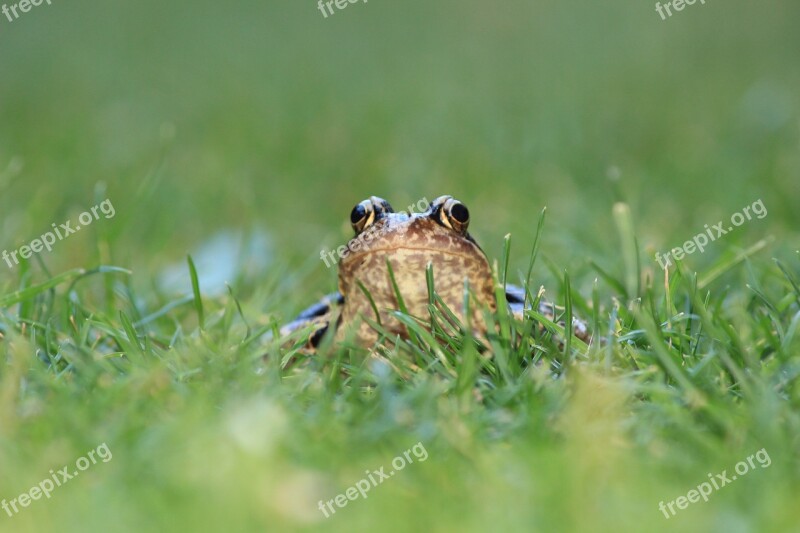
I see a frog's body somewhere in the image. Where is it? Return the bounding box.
[281,196,589,350]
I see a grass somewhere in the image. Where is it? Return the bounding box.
[1,212,798,532]
[1,0,800,531]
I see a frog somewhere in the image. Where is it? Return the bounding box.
[280,195,590,351]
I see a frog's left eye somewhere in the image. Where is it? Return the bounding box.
[350,196,394,235]
[432,196,470,234]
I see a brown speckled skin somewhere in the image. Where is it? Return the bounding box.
[337,211,496,346]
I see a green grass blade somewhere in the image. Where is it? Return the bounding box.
[186,255,204,330]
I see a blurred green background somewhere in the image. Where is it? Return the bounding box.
[2,0,797,298]
[1,0,799,532]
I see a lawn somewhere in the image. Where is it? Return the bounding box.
[1,0,799,532]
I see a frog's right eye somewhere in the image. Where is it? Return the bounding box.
[430,195,470,235]
[350,196,393,235]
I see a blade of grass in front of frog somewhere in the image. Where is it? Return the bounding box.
[385,258,425,352]
[591,277,600,352]
[780,310,800,364]
[602,300,619,368]
[493,251,513,348]
[775,292,799,314]
[685,270,754,390]
[688,280,705,360]
[498,233,523,368]
[527,308,589,352]
[774,258,800,306]
[747,283,779,315]
[660,262,673,340]
[409,293,461,365]
[15,254,34,323]
[632,306,707,406]
[118,310,146,362]
[322,323,361,385]
[563,270,573,363]
[358,313,394,348]
[356,311,431,374]
[500,233,511,290]
[41,316,57,369]
[390,311,455,376]
[427,297,463,354]
[746,285,791,353]
[356,280,382,327]
[483,295,512,383]
[278,338,308,369]
[514,283,544,366]
[424,263,453,344]
[456,277,479,398]
[325,343,346,389]
[423,272,463,357]
[430,293,465,342]
[314,308,346,358]
[268,319,281,350]
[678,264,754,392]
[424,270,465,337]
[218,298,235,343]
[434,278,466,335]
[523,207,546,311]
[369,340,407,379]
[425,262,436,306]
[490,299,512,379]
[745,284,783,354]
[186,255,204,331]
[423,263,464,344]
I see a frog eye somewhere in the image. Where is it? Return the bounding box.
[431,196,470,234]
[350,196,394,235]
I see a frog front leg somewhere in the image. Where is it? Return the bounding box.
[280,292,343,352]
[505,284,591,344]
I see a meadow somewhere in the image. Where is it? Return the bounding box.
[1,0,799,531]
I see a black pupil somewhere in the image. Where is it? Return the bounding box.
[450,203,469,223]
[350,204,367,225]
